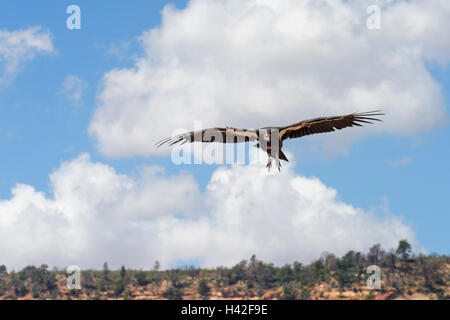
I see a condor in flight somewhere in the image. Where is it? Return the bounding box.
[156,110,384,171]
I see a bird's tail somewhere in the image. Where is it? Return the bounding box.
[279,150,289,162]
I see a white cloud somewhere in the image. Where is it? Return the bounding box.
[0,152,418,270]
[0,154,201,270]
[380,0,450,64]
[388,156,412,167]
[0,26,54,85]
[89,0,449,158]
[107,40,133,61]
[61,75,87,106]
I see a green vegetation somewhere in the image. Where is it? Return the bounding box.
[281,284,298,300]
[0,240,448,300]
[163,286,184,300]
[113,280,125,297]
[198,279,211,299]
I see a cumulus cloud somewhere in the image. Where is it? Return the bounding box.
[379,0,450,64]
[61,75,87,106]
[0,26,54,85]
[0,154,201,270]
[89,0,449,158]
[0,152,418,270]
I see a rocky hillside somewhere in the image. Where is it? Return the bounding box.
[1,242,449,300]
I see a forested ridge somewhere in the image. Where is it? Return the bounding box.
[1,240,449,300]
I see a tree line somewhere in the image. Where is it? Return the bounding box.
[0,240,448,300]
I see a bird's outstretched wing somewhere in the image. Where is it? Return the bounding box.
[155,127,258,148]
[278,110,384,141]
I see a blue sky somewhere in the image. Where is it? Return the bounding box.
[0,0,449,269]
[0,0,188,192]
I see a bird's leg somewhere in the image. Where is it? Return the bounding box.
[266,156,272,171]
[276,156,282,172]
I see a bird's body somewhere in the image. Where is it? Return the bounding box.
[156,111,383,171]
[254,127,288,171]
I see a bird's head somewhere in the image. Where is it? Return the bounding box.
[226,126,235,133]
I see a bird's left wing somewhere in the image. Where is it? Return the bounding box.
[155,127,259,148]
[278,110,383,141]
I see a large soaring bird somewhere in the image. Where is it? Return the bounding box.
[156,110,383,171]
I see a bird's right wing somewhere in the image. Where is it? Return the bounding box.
[155,127,258,148]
